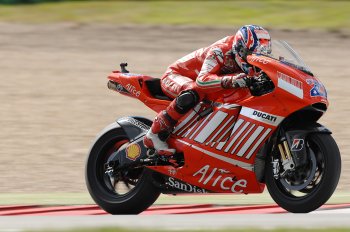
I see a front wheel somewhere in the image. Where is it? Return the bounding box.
[85,124,160,214]
[265,133,341,213]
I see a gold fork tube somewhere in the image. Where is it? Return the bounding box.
[283,141,292,159]
[278,144,287,161]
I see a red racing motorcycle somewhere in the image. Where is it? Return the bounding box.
[85,40,341,214]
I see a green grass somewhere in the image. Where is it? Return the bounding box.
[27,228,350,232]
[0,0,349,29]
[0,191,349,205]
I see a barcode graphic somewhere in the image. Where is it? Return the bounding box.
[176,109,272,160]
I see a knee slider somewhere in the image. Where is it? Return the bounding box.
[175,90,200,114]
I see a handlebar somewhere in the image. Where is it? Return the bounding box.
[248,73,275,96]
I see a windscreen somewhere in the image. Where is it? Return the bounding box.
[267,40,312,74]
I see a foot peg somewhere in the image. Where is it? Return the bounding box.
[147,148,157,158]
[146,149,184,167]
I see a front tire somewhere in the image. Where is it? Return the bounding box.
[265,133,341,213]
[85,125,160,214]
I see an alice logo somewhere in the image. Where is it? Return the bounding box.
[193,164,247,193]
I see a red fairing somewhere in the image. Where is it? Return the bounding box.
[108,71,170,112]
[107,53,329,194]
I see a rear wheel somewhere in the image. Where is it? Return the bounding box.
[85,125,160,214]
[265,133,341,213]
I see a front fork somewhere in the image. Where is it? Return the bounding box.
[271,123,331,179]
[272,141,296,179]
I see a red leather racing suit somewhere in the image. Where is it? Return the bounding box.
[143,35,250,156]
[160,36,244,99]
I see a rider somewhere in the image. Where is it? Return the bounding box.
[143,25,272,155]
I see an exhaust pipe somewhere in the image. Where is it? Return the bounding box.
[107,80,122,92]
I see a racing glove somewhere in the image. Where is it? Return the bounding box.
[221,73,249,89]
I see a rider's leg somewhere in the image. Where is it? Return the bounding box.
[144,72,202,155]
[143,89,201,155]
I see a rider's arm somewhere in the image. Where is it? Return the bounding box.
[195,47,249,92]
[221,73,248,89]
[195,47,225,92]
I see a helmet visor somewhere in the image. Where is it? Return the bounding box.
[255,38,272,55]
[253,29,272,55]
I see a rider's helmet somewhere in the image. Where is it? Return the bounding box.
[233,25,271,74]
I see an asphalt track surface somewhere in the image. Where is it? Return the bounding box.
[1,204,350,231]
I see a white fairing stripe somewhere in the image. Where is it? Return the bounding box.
[189,113,212,139]
[221,103,239,109]
[182,121,199,138]
[174,104,201,134]
[236,126,264,157]
[245,128,272,159]
[224,122,250,153]
[240,107,284,127]
[211,120,235,147]
[195,111,228,143]
[278,77,303,99]
[231,124,256,154]
[206,116,235,145]
[178,139,253,171]
[216,119,244,150]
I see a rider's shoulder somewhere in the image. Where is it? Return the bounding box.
[211,35,234,45]
[209,36,234,51]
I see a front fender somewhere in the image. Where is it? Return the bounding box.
[88,115,151,151]
[106,116,152,165]
[116,116,152,141]
[285,123,331,167]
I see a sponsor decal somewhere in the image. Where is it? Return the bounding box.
[125,84,141,97]
[116,83,124,92]
[277,72,303,99]
[125,143,141,161]
[193,164,247,193]
[291,139,304,151]
[240,107,284,126]
[248,56,270,64]
[167,177,208,193]
[167,167,177,176]
[111,83,129,95]
[306,79,327,98]
[253,110,277,123]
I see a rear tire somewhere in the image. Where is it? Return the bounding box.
[265,133,341,213]
[85,125,160,214]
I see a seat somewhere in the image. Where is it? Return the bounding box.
[145,78,172,101]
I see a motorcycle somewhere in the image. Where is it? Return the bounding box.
[85,40,341,214]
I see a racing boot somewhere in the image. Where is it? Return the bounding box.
[143,110,177,156]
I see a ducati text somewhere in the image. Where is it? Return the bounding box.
[252,110,277,123]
